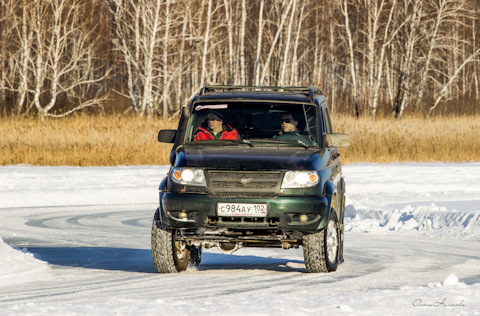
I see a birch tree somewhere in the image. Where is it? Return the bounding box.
[341,0,360,117]
[10,0,34,114]
[290,1,305,86]
[254,0,265,86]
[428,48,480,114]
[392,0,423,118]
[223,0,235,84]
[259,0,294,85]
[161,0,171,118]
[414,0,466,110]
[108,0,167,116]
[239,0,247,85]
[200,0,213,85]
[0,0,17,108]
[278,0,297,86]
[364,0,403,116]
[3,0,480,118]
[30,0,109,119]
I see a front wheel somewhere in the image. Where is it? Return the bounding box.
[151,220,191,273]
[303,211,341,273]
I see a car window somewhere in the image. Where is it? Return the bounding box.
[324,106,334,133]
[185,102,318,147]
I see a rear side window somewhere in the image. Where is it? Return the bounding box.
[323,107,334,134]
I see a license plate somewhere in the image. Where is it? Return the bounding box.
[217,203,267,217]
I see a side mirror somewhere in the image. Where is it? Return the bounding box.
[158,129,177,143]
[323,133,350,148]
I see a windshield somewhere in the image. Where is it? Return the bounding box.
[185,102,318,147]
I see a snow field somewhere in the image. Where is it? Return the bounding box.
[1,163,479,315]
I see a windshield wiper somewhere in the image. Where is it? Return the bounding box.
[234,139,253,147]
[186,139,253,147]
[247,139,310,148]
[294,140,309,148]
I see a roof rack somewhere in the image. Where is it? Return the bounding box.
[199,85,322,100]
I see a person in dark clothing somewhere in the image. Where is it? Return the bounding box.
[273,113,315,145]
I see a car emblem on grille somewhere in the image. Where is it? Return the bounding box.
[240,178,253,185]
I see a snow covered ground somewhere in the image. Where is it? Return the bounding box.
[1,163,480,315]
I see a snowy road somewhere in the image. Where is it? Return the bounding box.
[1,164,480,315]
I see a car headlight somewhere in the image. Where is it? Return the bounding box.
[171,168,206,186]
[281,171,320,188]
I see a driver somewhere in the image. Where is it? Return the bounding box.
[193,111,239,141]
[273,113,314,145]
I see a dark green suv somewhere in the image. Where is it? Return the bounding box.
[152,86,350,273]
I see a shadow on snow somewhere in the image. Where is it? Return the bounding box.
[27,247,306,273]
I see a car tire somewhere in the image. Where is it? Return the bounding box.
[303,211,340,273]
[151,220,190,273]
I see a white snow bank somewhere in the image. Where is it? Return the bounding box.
[344,163,480,213]
[343,162,480,240]
[0,236,48,286]
[345,204,480,240]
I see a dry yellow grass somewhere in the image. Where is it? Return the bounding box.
[1,114,479,166]
[334,115,480,164]
[0,115,176,166]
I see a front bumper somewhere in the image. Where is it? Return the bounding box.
[159,192,329,233]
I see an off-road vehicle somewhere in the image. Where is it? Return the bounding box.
[152,85,350,273]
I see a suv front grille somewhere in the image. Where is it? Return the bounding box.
[206,170,283,198]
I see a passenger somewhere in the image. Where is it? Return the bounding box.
[193,111,239,141]
[273,113,314,145]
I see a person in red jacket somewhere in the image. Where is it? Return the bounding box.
[193,111,239,141]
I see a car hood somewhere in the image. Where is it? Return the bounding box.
[174,145,324,170]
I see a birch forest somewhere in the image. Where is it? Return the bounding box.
[1,0,479,119]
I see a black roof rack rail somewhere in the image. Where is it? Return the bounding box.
[200,85,322,100]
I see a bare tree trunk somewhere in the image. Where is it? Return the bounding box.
[279,0,297,85]
[240,0,247,85]
[365,0,376,112]
[0,0,12,108]
[162,0,172,118]
[0,0,10,109]
[200,0,213,85]
[393,0,423,119]
[429,48,480,115]
[177,3,189,110]
[254,0,265,86]
[291,1,305,86]
[15,1,33,114]
[415,0,458,111]
[223,0,235,84]
[259,0,294,85]
[141,0,162,117]
[370,0,400,117]
[30,0,109,119]
[327,3,335,112]
[474,10,479,98]
[32,0,47,119]
[474,1,479,100]
[342,0,359,118]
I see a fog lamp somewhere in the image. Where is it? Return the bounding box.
[299,214,309,223]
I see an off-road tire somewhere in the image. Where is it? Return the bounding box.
[303,211,340,273]
[151,220,190,273]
